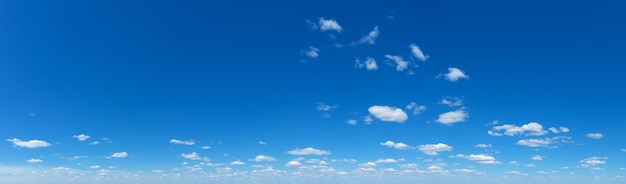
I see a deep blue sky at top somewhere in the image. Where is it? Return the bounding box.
[1,0,626,172]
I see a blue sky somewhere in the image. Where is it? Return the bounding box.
[1,0,626,183]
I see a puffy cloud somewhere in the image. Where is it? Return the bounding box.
[368,105,408,123]
[181,152,203,160]
[452,154,500,164]
[548,126,570,133]
[380,140,412,150]
[440,67,469,82]
[346,119,357,125]
[318,18,342,32]
[405,102,426,115]
[375,158,398,164]
[409,44,429,61]
[515,136,571,148]
[170,139,195,145]
[111,152,128,158]
[355,57,378,70]
[435,110,468,125]
[417,143,453,155]
[251,155,276,162]
[359,26,379,45]
[316,102,337,111]
[72,134,90,141]
[488,122,548,136]
[287,147,331,155]
[439,97,463,107]
[474,144,492,148]
[587,133,604,139]
[579,157,607,168]
[301,46,320,59]
[358,162,377,167]
[27,158,43,163]
[6,138,51,148]
[285,160,303,167]
[384,54,409,72]
[532,155,545,161]
[230,160,245,165]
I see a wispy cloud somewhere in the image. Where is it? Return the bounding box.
[409,44,429,61]
[384,54,409,72]
[587,133,604,139]
[170,139,195,145]
[355,57,378,70]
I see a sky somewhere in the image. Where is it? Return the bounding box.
[1,0,626,183]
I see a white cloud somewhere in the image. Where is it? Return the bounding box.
[258,141,267,145]
[318,18,342,32]
[170,139,195,145]
[72,134,90,141]
[111,152,128,158]
[579,157,607,168]
[359,26,379,45]
[90,141,99,145]
[368,105,408,123]
[622,149,626,152]
[230,160,245,165]
[90,165,100,169]
[358,162,377,167]
[452,154,500,164]
[287,147,331,155]
[384,54,409,72]
[355,57,378,70]
[27,158,43,163]
[380,140,412,150]
[316,102,337,111]
[346,119,357,125]
[474,144,492,148]
[405,102,426,115]
[587,133,604,139]
[375,158,398,164]
[251,155,276,162]
[363,116,373,124]
[417,143,453,155]
[152,170,164,173]
[525,164,536,168]
[515,136,571,148]
[549,126,570,133]
[509,161,520,166]
[302,46,320,59]
[435,110,468,125]
[440,67,469,82]
[285,160,303,167]
[181,152,203,160]
[409,44,429,61]
[201,146,211,149]
[488,122,548,136]
[6,138,51,148]
[532,155,545,161]
[439,97,463,107]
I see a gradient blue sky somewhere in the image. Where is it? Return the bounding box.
[1,0,626,183]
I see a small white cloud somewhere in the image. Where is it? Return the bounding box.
[72,134,90,141]
[363,116,373,124]
[548,126,570,133]
[409,44,429,61]
[181,152,203,160]
[384,54,409,72]
[559,126,570,133]
[439,97,463,107]
[488,122,548,136]
[516,139,551,147]
[579,156,607,168]
[532,155,545,161]
[301,46,320,59]
[6,138,51,148]
[405,102,426,115]
[474,144,492,148]
[287,147,331,155]
[359,26,379,45]
[170,139,195,145]
[436,110,468,125]
[90,165,100,169]
[90,141,99,145]
[368,105,408,123]
[358,162,377,167]
[201,146,211,149]
[285,160,303,167]
[622,149,626,152]
[230,160,245,165]
[152,170,164,173]
[111,152,128,158]
[380,140,412,150]
[417,143,453,155]
[258,141,267,145]
[587,133,604,139]
[440,67,469,82]
[452,154,500,164]
[318,18,342,32]
[316,102,337,111]
[251,155,276,162]
[355,57,378,70]
[27,158,43,163]
[526,164,536,168]
[346,119,357,125]
[509,161,520,166]
[375,158,398,164]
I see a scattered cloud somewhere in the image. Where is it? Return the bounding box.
[230,160,245,165]
[111,152,128,158]
[6,138,51,148]
[439,67,469,82]
[346,119,357,125]
[287,147,331,155]
[587,133,604,139]
[170,139,195,145]
[251,155,276,162]
[532,155,545,161]
[474,144,492,148]
[435,110,468,125]
[301,46,320,59]
[355,57,378,70]
[515,136,572,148]
[368,105,408,123]
[579,156,607,169]
[384,54,409,72]
[452,154,500,164]
[27,158,43,163]
[72,134,90,141]
[316,102,338,111]
[488,122,548,136]
[405,102,426,115]
[380,140,412,150]
[375,158,398,164]
[417,143,453,155]
[409,44,429,61]
[548,126,570,133]
[318,18,342,32]
[439,97,463,107]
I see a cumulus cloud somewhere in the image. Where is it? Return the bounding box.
[515,136,572,148]
[368,105,408,123]
[417,143,453,155]
[355,57,378,70]
[375,158,398,164]
[409,44,429,61]
[548,126,570,133]
[405,102,426,115]
[452,154,500,164]
[72,134,90,141]
[436,110,468,125]
[170,139,195,145]
[474,144,492,148]
[384,54,410,72]
[287,147,331,155]
[318,18,342,32]
[579,156,607,169]
[285,160,303,167]
[111,152,128,158]
[488,122,548,136]
[6,138,51,148]
[27,158,43,163]
[380,140,412,150]
[358,162,377,167]
[587,133,604,139]
[230,160,245,165]
[532,155,545,161]
[301,46,320,59]
[439,67,469,82]
[251,155,276,162]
